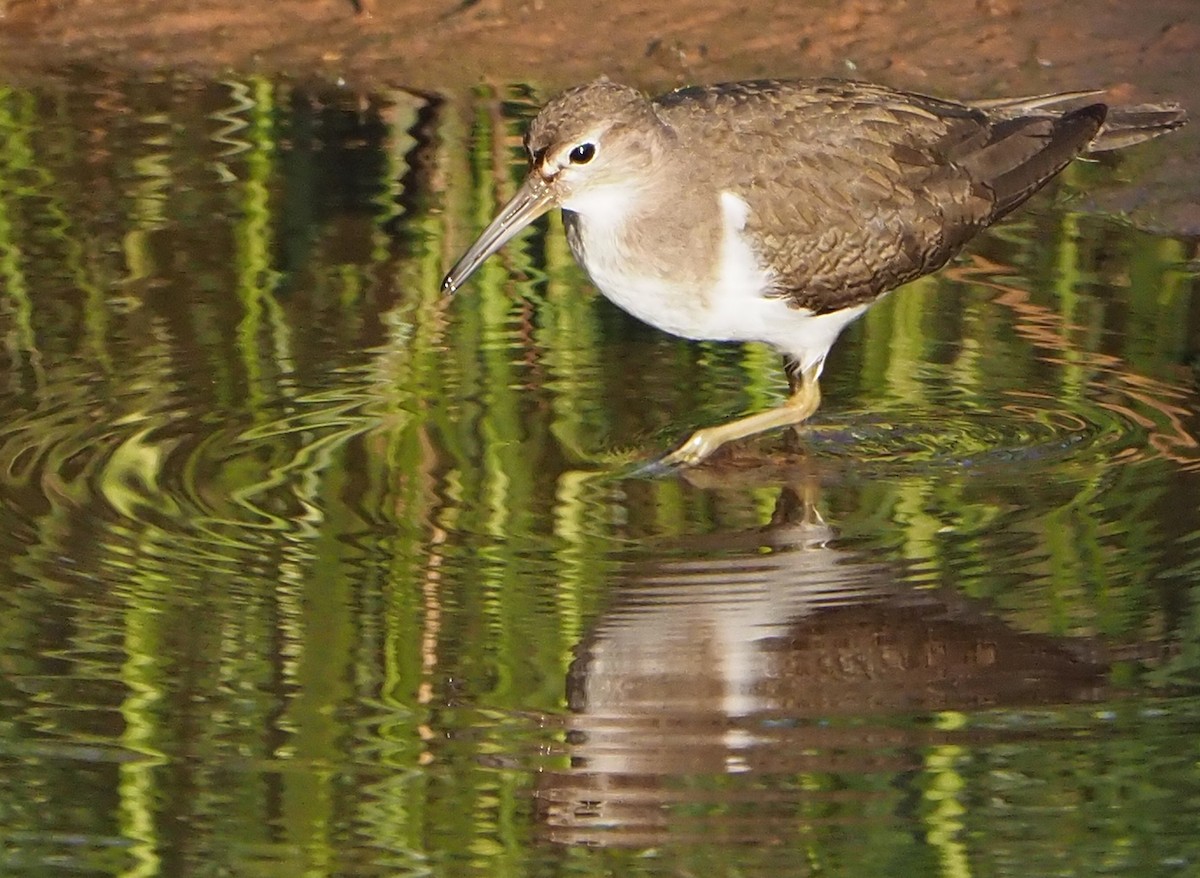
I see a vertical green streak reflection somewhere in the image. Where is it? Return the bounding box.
[1128,235,1189,372]
[282,520,350,877]
[231,78,286,411]
[551,470,613,680]
[123,112,171,287]
[541,209,607,461]
[924,712,971,878]
[740,341,780,413]
[883,276,933,405]
[865,277,945,571]
[372,92,414,263]
[1053,209,1090,400]
[118,554,169,878]
[0,86,37,368]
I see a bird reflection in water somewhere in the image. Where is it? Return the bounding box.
[535,471,1112,847]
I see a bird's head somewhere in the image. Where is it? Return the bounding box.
[442,80,670,295]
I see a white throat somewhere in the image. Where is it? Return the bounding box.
[560,180,642,218]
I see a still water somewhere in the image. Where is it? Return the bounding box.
[0,70,1199,876]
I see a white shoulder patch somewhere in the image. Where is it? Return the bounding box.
[719,190,752,230]
[715,191,772,297]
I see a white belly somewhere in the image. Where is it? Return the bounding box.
[566,191,868,375]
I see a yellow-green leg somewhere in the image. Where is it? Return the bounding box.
[659,362,822,467]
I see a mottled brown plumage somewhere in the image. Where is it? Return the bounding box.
[444,78,1186,466]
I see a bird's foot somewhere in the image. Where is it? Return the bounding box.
[652,428,728,471]
[625,457,681,479]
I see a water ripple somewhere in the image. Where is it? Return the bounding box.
[0,364,391,571]
[807,392,1144,470]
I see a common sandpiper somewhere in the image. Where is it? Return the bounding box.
[443,78,1186,467]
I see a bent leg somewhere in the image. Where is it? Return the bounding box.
[659,363,822,467]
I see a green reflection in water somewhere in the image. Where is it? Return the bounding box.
[0,71,1197,877]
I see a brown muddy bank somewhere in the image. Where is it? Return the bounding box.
[1,0,1198,230]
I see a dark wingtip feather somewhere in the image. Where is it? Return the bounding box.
[982,103,1106,220]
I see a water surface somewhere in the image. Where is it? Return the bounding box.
[1,70,1199,876]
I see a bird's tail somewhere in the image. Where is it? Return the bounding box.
[1087,103,1189,152]
[970,90,1188,152]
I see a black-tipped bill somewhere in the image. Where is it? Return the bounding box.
[441,175,556,295]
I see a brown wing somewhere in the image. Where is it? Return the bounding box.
[654,80,1105,313]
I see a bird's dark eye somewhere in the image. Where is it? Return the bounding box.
[568,143,596,165]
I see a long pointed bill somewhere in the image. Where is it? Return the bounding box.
[442,175,556,295]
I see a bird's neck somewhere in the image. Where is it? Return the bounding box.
[564,176,728,293]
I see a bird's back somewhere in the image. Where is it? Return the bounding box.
[653,80,1108,313]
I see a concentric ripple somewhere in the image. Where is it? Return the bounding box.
[806,394,1142,470]
[0,361,395,575]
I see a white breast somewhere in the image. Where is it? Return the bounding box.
[567,190,869,376]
